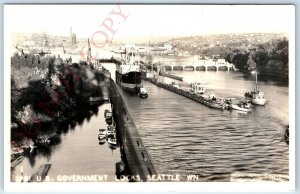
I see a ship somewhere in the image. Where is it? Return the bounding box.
[115,45,142,94]
[244,70,266,105]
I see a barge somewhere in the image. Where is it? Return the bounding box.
[145,78,226,110]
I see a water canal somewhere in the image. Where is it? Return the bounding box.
[116,67,289,181]
[11,103,121,182]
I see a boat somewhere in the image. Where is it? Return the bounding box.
[98,129,107,139]
[116,46,142,94]
[189,82,206,94]
[98,138,106,145]
[107,137,117,146]
[104,109,112,119]
[104,105,113,125]
[245,71,266,105]
[107,129,116,137]
[98,133,106,140]
[98,130,106,144]
[202,94,226,110]
[107,123,116,137]
[138,87,148,98]
[230,101,252,113]
[204,99,225,110]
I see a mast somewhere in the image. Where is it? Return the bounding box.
[255,70,258,92]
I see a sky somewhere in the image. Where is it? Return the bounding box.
[5,4,294,39]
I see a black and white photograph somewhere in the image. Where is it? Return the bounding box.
[3,4,295,192]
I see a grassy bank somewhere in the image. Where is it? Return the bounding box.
[11,53,108,154]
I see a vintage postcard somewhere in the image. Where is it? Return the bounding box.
[3,4,295,192]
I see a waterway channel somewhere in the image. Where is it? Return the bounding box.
[11,103,121,182]
[105,61,289,182]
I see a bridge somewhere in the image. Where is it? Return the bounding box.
[93,57,236,72]
[154,60,236,71]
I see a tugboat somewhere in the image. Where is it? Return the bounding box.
[245,70,266,105]
[204,93,226,110]
[115,45,142,94]
[138,87,148,98]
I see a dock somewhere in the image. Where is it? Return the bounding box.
[145,77,226,110]
[109,79,157,181]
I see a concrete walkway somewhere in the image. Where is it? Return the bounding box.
[109,79,157,181]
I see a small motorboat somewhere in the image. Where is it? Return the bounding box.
[98,133,106,140]
[104,106,114,125]
[98,129,107,138]
[107,137,117,146]
[230,101,252,113]
[138,87,148,98]
[106,130,115,137]
[104,109,113,119]
[106,118,113,125]
[107,122,116,136]
[98,140,106,145]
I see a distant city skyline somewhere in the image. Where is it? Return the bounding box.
[5,5,294,40]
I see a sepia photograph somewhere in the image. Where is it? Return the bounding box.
[3,4,295,192]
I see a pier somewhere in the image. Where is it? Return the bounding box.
[109,79,157,181]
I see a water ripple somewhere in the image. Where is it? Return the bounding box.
[120,71,289,181]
